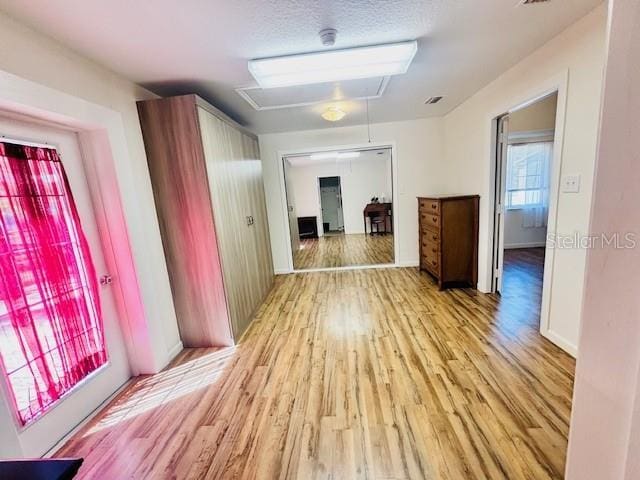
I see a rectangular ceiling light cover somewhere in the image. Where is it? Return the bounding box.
[310,151,361,161]
[248,41,418,89]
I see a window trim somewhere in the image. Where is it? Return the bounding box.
[11,361,111,433]
[507,128,555,145]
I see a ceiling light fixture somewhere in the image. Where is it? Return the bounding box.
[310,151,361,161]
[337,152,361,159]
[321,107,346,122]
[248,41,418,89]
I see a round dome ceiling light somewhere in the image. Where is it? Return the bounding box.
[321,107,346,122]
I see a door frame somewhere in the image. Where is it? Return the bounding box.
[492,114,510,294]
[487,70,570,353]
[0,70,171,456]
[278,141,398,273]
[317,175,344,234]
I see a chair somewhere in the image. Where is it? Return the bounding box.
[367,211,386,235]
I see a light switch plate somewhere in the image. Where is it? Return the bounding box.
[562,174,581,193]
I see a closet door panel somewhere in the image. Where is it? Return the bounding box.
[243,134,274,300]
[239,134,262,307]
[137,96,233,347]
[198,108,254,338]
[224,122,255,336]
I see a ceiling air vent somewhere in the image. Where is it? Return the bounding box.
[520,0,550,4]
[424,96,444,105]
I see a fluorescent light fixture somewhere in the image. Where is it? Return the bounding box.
[248,41,418,89]
[310,152,338,160]
[338,152,360,159]
[309,151,361,161]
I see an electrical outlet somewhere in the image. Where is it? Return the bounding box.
[562,174,581,193]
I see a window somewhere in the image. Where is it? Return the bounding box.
[505,141,552,209]
[0,141,107,425]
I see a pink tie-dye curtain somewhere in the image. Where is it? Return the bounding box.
[0,141,107,425]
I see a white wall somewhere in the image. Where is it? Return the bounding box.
[287,150,392,236]
[0,11,180,370]
[442,5,607,354]
[566,0,640,478]
[259,118,446,273]
[0,10,181,456]
[504,93,557,249]
[509,93,558,133]
[504,209,548,248]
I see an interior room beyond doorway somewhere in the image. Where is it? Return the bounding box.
[495,92,558,331]
[283,147,394,270]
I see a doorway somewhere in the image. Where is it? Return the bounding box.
[282,146,395,270]
[492,92,558,328]
[318,176,344,235]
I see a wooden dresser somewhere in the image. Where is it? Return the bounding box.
[418,195,480,289]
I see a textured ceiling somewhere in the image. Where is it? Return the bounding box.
[0,0,602,133]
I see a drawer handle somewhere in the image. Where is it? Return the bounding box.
[432,217,437,222]
[431,204,437,209]
[432,235,437,241]
[431,260,437,266]
[432,248,437,253]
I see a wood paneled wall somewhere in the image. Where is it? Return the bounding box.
[138,95,273,346]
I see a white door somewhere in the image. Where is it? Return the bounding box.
[493,115,510,294]
[0,117,130,457]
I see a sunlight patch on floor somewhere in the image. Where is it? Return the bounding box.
[83,347,236,436]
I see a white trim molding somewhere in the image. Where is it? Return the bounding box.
[277,141,400,273]
[486,70,573,356]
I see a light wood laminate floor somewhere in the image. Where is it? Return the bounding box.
[57,262,573,479]
[502,248,545,327]
[293,233,394,269]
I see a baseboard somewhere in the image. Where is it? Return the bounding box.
[540,329,578,358]
[398,260,420,267]
[504,242,546,249]
[274,268,292,275]
[166,340,184,364]
[44,378,132,457]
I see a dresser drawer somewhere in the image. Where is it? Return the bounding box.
[421,211,440,231]
[419,199,440,215]
[422,239,438,260]
[422,254,439,274]
[422,228,440,244]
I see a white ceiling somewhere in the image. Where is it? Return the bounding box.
[0,0,601,134]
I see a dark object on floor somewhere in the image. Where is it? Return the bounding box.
[297,216,318,239]
[0,458,83,480]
